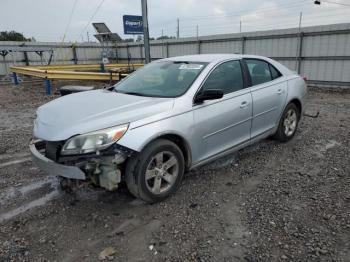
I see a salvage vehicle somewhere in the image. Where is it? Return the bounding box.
[30,54,307,203]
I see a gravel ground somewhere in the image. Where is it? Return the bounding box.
[0,81,349,262]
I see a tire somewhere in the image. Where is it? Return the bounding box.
[58,177,75,194]
[125,139,185,203]
[274,103,300,142]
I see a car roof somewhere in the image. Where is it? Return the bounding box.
[165,54,242,63]
[159,54,294,76]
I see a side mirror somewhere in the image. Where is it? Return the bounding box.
[194,89,224,104]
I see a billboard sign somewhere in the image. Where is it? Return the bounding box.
[123,15,143,35]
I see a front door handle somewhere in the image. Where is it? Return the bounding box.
[277,89,284,94]
[240,101,249,108]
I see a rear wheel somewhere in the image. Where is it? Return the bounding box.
[274,103,300,142]
[125,139,185,203]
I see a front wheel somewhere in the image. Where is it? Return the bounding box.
[274,103,300,142]
[125,139,185,203]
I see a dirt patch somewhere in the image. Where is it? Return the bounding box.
[0,82,349,261]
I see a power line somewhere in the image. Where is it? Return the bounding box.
[319,0,350,7]
[187,0,309,21]
[62,0,79,42]
[150,0,308,27]
[176,10,350,37]
[241,10,350,26]
[151,0,305,33]
[237,13,349,31]
[184,0,308,20]
[150,2,311,37]
[150,0,349,38]
[78,0,106,41]
[170,8,350,33]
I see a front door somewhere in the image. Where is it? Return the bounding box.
[193,60,252,164]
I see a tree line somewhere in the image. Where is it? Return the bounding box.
[121,35,176,43]
[0,31,32,41]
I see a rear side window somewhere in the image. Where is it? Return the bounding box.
[202,60,244,95]
[245,59,272,86]
[269,64,282,80]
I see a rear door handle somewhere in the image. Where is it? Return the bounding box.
[240,101,249,108]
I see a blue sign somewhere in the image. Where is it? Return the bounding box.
[123,15,143,35]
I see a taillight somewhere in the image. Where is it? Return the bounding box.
[302,76,307,82]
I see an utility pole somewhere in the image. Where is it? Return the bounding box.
[298,11,303,31]
[87,31,90,43]
[196,25,199,39]
[141,0,151,63]
[240,20,242,33]
[177,18,180,38]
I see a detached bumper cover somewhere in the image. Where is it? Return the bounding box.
[29,140,86,180]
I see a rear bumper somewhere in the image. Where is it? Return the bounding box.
[29,140,86,180]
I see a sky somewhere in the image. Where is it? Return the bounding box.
[0,0,349,42]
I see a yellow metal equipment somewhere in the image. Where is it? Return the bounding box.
[10,63,143,81]
[10,63,144,95]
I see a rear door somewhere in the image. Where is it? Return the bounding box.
[193,60,252,163]
[244,59,287,138]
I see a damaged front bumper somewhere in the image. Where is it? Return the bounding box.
[29,140,134,190]
[30,140,86,180]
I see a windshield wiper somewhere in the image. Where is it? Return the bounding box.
[118,91,146,96]
[173,61,189,64]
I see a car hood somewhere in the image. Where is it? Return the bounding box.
[34,89,174,141]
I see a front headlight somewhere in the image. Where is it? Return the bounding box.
[61,124,129,155]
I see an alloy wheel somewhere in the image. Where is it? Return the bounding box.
[283,109,297,137]
[145,151,179,195]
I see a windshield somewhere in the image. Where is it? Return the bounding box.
[114,61,208,98]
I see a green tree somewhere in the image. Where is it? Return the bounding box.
[0,31,30,41]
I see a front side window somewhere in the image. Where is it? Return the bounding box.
[114,61,208,98]
[201,60,244,95]
[245,59,273,86]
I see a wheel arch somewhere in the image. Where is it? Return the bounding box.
[288,98,302,117]
[140,132,192,171]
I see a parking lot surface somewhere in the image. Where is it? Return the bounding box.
[0,83,349,261]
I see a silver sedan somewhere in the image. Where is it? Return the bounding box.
[30,54,307,203]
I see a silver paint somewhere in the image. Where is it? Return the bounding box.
[32,54,307,173]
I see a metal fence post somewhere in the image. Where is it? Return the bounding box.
[197,40,201,54]
[297,32,304,74]
[23,51,30,66]
[12,72,19,85]
[140,44,143,63]
[115,43,119,63]
[45,79,52,95]
[100,63,105,72]
[161,41,164,58]
[241,37,246,54]
[72,45,78,64]
[126,44,129,62]
[1,51,9,75]
[165,42,169,58]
